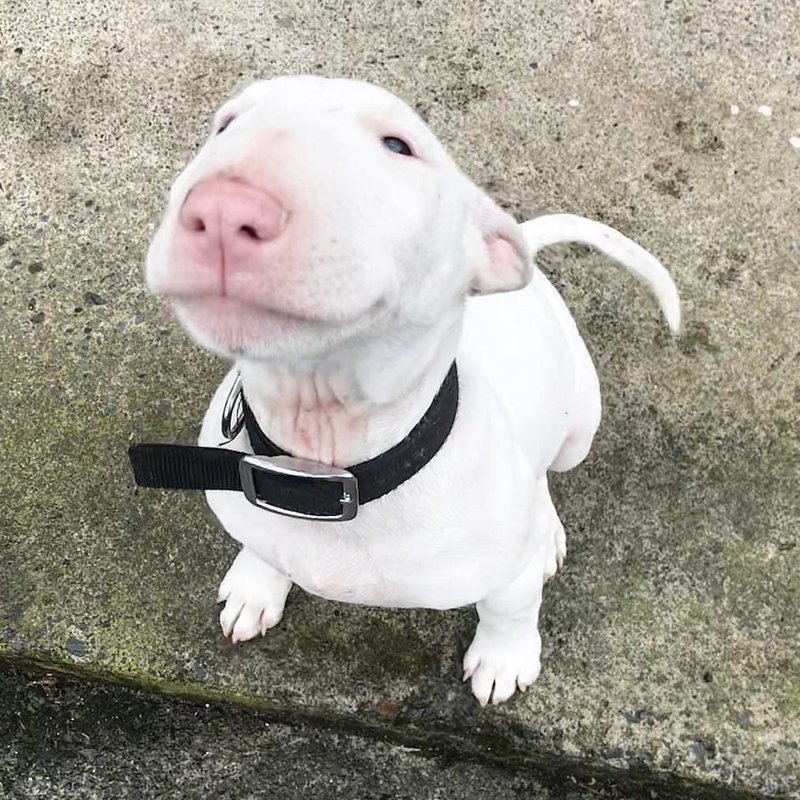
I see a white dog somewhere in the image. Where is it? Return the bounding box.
[139,76,680,706]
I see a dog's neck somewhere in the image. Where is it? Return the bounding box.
[236,313,462,467]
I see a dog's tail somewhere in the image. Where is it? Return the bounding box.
[519,214,682,334]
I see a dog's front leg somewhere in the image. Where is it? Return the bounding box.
[217,547,292,643]
[462,475,566,705]
[462,551,545,706]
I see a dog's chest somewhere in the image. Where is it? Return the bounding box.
[201,368,540,609]
[207,484,536,609]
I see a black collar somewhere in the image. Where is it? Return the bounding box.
[129,364,458,522]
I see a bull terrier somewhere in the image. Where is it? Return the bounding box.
[134,76,680,705]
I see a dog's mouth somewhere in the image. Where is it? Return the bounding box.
[168,290,389,358]
[170,291,326,326]
[168,293,327,358]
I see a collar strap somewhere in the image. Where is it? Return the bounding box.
[129,364,458,522]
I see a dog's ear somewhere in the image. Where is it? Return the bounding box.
[465,188,533,295]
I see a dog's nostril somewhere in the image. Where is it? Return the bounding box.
[180,179,285,245]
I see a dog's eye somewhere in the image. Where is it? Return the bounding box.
[216,115,236,135]
[382,136,414,157]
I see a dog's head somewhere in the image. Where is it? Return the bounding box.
[146,76,531,360]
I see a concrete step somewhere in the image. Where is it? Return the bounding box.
[0,667,661,800]
[1,1,798,799]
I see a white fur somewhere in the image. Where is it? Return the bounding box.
[145,76,680,706]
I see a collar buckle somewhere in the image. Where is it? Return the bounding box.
[221,373,245,441]
[238,454,359,521]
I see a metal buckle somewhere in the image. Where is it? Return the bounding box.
[221,373,244,441]
[238,454,359,521]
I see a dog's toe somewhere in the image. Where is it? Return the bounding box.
[219,597,244,638]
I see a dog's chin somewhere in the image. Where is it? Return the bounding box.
[170,293,379,360]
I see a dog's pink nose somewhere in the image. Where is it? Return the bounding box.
[179,178,286,258]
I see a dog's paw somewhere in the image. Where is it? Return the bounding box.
[218,591,285,643]
[543,516,567,581]
[217,549,291,644]
[462,625,541,706]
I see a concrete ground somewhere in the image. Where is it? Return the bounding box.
[0,667,651,800]
[1,1,798,798]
